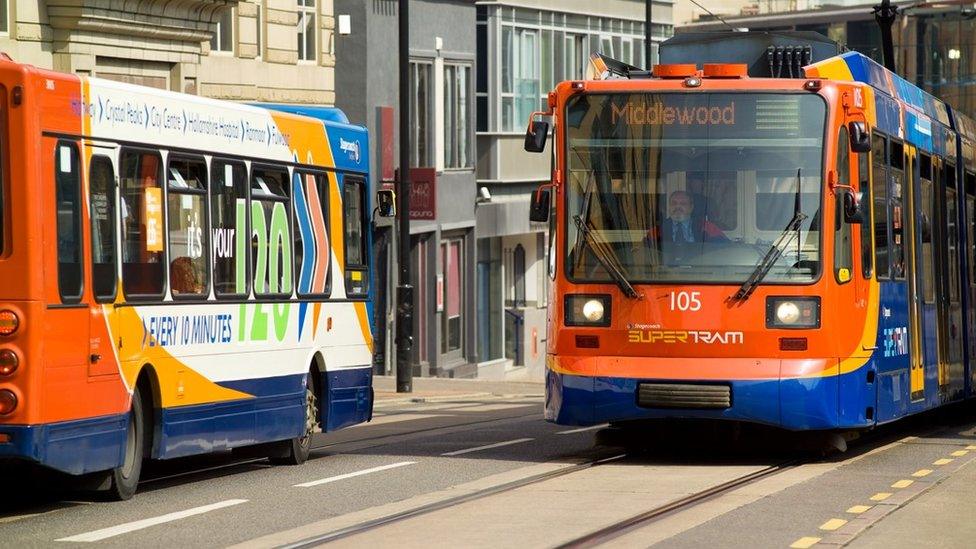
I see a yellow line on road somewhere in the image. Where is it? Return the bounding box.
[846,505,872,514]
[891,479,914,489]
[819,519,847,531]
[951,450,968,457]
[790,537,821,549]
[933,458,954,466]
[966,445,976,450]
[870,492,892,501]
[912,469,933,477]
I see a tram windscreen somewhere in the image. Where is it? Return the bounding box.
[565,92,826,284]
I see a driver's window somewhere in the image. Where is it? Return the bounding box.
[834,126,853,283]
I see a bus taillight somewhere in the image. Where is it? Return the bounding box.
[0,310,18,336]
[0,390,16,415]
[0,350,18,376]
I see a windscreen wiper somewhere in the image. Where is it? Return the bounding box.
[573,215,640,299]
[730,211,806,303]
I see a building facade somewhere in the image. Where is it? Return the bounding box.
[0,0,336,102]
[335,0,479,378]
[474,0,673,379]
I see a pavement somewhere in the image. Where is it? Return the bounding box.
[371,374,544,405]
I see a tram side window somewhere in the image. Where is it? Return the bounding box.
[55,141,83,302]
[121,150,165,298]
[919,154,935,303]
[834,127,853,283]
[212,160,247,297]
[859,143,872,278]
[343,176,368,297]
[294,170,331,296]
[251,165,292,296]
[872,134,889,279]
[889,141,905,279]
[946,167,960,303]
[967,171,976,285]
[89,156,118,302]
[167,157,209,298]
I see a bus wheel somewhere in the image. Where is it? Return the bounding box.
[107,389,146,500]
[269,380,317,466]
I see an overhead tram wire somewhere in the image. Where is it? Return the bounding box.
[687,0,737,31]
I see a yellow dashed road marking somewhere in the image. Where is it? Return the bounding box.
[934,458,954,466]
[912,469,933,477]
[870,492,892,501]
[891,479,914,489]
[820,518,848,531]
[951,450,968,457]
[847,505,872,514]
[790,537,821,549]
[966,445,976,450]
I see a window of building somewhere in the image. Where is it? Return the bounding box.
[297,0,316,61]
[441,238,464,354]
[211,7,235,53]
[168,157,209,298]
[89,156,118,302]
[344,176,368,296]
[513,244,526,307]
[444,64,471,169]
[212,160,247,296]
[256,0,264,58]
[0,0,8,34]
[410,61,433,167]
[121,150,165,298]
[251,165,292,295]
[55,141,83,303]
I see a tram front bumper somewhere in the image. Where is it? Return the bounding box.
[545,356,874,431]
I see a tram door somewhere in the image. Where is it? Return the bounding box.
[937,161,964,399]
[904,145,925,401]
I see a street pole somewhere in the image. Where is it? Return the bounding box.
[396,0,414,393]
[645,0,653,69]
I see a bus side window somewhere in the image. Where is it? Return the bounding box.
[120,149,165,299]
[55,141,83,303]
[211,160,248,297]
[834,126,853,283]
[343,176,368,297]
[89,156,118,302]
[859,140,872,279]
[167,156,209,299]
[251,165,292,296]
[872,133,889,279]
[294,171,331,297]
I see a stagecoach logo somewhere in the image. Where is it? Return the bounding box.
[340,138,361,163]
[611,101,736,127]
[628,329,744,345]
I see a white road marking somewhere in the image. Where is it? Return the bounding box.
[295,461,417,488]
[557,424,609,435]
[441,438,534,456]
[56,499,248,542]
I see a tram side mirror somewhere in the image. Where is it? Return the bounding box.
[849,121,871,153]
[377,189,396,217]
[843,190,865,224]
[530,187,551,222]
[524,120,550,153]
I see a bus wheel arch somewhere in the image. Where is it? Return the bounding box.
[104,367,155,500]
[310,352,329,430]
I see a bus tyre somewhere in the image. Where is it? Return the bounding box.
[108,389,146,500]
[269,383,317,466]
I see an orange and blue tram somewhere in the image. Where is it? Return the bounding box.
[527,47,976,431]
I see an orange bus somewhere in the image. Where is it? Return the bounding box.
[0,56,387,498]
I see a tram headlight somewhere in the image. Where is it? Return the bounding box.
[766,297,820,329]
[565,295,611,327]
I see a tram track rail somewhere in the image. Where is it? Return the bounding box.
[554,460,803,548]
[141,409,543,486]
[276,452,629,549]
